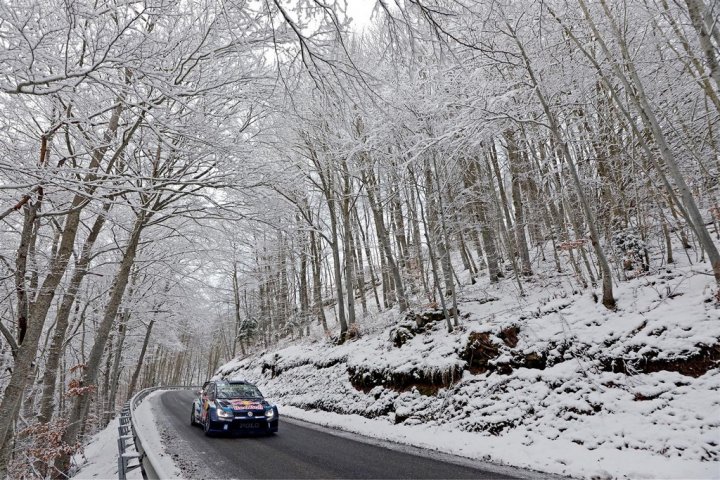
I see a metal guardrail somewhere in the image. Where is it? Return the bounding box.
[117,403,141,480]
[118,386,199,480]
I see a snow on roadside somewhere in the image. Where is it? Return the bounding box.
[216,262,720,479]
[72,391,182,480]
[132,390,182,479]
[278,405,717,480]
[71,417,123,480]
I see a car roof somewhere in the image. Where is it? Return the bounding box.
[216,379,253,386]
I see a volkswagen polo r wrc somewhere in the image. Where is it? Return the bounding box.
[191,380,279,436]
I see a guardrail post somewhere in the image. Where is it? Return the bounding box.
[117,410,128,480]
[117,401,138,480]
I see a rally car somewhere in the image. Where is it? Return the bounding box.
[191,380,279,436]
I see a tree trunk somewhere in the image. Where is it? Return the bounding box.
[104,308,130,425]
[504,129,533,276]
[352,217,368,315]
[328,199,348,338]
[413,178,453,332]
[0,206,83,475]
[405,175,431,298]
[361,162,408,312]
[488,140,518,261]
[14,203,38,346]
[38,206,109,424]
[355,208,383,311]
[232,263,243,358]
[127,319,155,401]
[309,229,328,332]
[684,0,720,88]
[470,157,502,282]
[341,160,356,328]
[298,230,310,330]
[57,209,146,475]
[424,160,454,297]
[430,157,459,327]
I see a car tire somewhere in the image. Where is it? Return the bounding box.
[190,407,197,426]
[203,415,212,436]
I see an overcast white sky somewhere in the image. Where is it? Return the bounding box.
[346,1,374,28]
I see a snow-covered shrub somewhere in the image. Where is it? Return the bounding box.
[612,228,649,274]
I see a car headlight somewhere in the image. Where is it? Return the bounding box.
[217,408,232,418]
[265,408,275,418]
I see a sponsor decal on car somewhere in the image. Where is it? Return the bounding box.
[229,399,263,410]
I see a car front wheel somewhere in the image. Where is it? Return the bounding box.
[190,407,197,426]
[203,414,212,436]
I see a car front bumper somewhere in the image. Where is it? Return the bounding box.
[207,417,279,434]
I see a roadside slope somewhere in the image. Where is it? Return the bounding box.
[217,265,720,479]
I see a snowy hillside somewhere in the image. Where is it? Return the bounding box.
[216,262,720,479]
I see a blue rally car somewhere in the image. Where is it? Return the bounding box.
[191,380,279,436]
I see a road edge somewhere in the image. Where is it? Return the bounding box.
[279,411,571,480]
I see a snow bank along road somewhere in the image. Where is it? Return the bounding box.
[154,390,536,479]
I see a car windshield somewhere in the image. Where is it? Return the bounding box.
[216,384,263,399]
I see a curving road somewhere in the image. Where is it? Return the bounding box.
[152,390,535,479]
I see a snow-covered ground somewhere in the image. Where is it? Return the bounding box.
[277,405,715,479]
[71,391,179,480]
[215,259,720,479]
[72,250,720,479]
[70,417,125,480]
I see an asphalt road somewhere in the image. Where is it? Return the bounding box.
[154,389,528,479]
